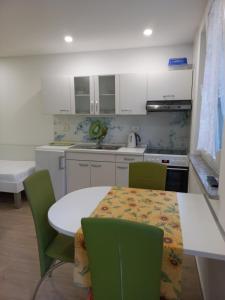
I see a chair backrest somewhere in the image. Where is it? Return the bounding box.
[81,218,164,300]
[129,161,167,190]
[23,170,57,277]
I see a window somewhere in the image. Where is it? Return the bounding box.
[197,0,225,160]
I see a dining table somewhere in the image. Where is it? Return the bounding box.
[48,186,225,300]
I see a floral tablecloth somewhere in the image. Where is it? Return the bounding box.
[74,186,183,300]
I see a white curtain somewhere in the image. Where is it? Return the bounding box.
[197,0,225,158]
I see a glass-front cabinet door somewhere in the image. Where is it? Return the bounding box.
[74,76,94,114]
[95,75,117,115]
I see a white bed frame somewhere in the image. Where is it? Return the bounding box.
[0,181,24,208]
[0,160,35,208]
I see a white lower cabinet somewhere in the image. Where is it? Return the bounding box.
[116,163,129,187]
[115,155,144,187]
[66,160,91,193]
[91,162,115,186]
[35,148,67,200]
[66,152,144,192]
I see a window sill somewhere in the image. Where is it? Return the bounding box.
[189,154,219,200]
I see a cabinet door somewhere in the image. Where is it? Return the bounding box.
[42,76,74,114]
[74,76,95,114]
[116,163,129,187]
[91,162,115,186]
[95,75,118,115]
[118,73,147,115]
[148,70,193,101]
[35,150,66,200]
[66,160,91,193]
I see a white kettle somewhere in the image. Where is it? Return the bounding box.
[128,132,136,148]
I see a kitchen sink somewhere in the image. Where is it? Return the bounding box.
[71,144,121,150]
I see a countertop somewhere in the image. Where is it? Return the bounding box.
[66,145,146,155]
[35,145,74,151]
[36,143,146,155]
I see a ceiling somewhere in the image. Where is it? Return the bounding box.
[0,0,207,57]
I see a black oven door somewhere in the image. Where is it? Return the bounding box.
[165,166,189,193]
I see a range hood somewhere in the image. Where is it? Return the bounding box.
[146,100,192,112]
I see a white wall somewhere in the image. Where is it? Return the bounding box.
[0,44,193,160]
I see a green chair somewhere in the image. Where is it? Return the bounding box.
[129,161,167,190]
[23,170,74,300]
[81,218,164,300]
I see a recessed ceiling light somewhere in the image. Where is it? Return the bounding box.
[64,35,73,43]
[143,28,153,37]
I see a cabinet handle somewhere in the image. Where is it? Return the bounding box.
[167,167,189,171]
[95,102,99,114]
[91,164,102,168]
[121,109,132,112]
[163,95,175,99]
[79,163,89,167]
[117,166,128,170]
[60,109,69,112]
[90,102,94,114]
[58,156,65,169]
[123,158,135,161]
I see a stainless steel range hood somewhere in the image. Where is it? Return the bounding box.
[146,100,192,112]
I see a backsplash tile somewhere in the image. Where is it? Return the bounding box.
[54,112,190,150]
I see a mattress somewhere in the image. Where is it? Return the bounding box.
[0,160,35,183]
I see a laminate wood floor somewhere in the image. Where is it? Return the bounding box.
[0,193,203,300]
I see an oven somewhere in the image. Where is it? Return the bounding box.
[144,150,189,193]
[166,166,189,193]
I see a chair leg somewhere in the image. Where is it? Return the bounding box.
[87,288,94,300]
[31,261,66,300]
[48,261,66,278]
[31,272,49,300]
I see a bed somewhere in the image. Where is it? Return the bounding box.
[0,160,35,208]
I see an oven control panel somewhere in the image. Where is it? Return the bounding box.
[144,154,189,167]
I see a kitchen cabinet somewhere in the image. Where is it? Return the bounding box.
[42,76,74,114]
[115,154,144,186]
[66,152,116,192]
[117,73,147,115]
[91,162,115,186]
[95,75,119,115]
[42,70,192,115]
[66,151,143,191]
[115,164,129,186]
[74,76,94,114]
[147,69,192,101]
[35,146,68,200]
[74,75,118,115]
[66,160,91,193]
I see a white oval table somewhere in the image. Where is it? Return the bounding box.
[48,186,225,261]
[48,186,111,237]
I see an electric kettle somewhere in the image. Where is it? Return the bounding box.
[128,132,141,148]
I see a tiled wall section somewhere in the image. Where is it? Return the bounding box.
[54,112,191,150]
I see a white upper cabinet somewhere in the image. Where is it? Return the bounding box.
[147,69,193,101]
[74,76,95,115]
[94,75,119,115]
[117,73,147,115]
[74,75,118,115]
[42,71,192,115]
[42,76,74,114]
